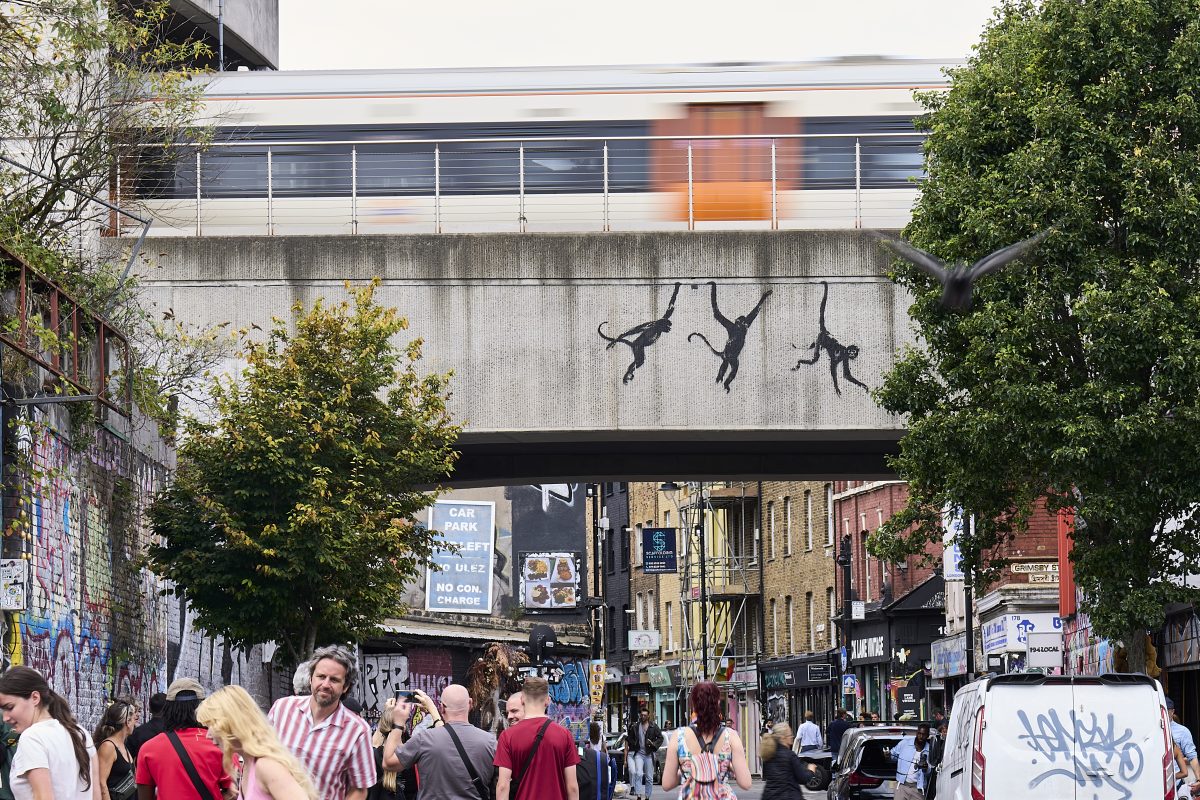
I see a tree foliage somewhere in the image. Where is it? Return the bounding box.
[1,1,221,435]
[870,0,1200,646]
[146,283,461,664]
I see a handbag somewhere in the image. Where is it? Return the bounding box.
[100,741,137,800]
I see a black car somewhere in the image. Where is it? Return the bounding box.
[825,725,917,799]
[789,738,834,790]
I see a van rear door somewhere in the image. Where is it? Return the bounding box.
[982,673,1166,800]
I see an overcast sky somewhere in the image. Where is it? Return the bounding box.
[279,0,1001,71]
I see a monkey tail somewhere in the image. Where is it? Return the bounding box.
[688,332,722,356]
[597,321,622,349]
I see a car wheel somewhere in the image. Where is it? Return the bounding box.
[805,765,830,791]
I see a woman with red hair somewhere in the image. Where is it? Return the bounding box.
[661,681,752,799]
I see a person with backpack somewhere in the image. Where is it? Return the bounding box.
[577,724,613,800]
[661,682,751,800]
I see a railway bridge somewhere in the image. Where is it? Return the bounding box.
[125,229,912,485]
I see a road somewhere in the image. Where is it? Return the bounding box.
[621,779,826,800]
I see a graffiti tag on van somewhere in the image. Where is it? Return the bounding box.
[1017,709,1144,800]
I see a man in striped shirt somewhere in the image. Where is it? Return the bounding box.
[269,645,375,800]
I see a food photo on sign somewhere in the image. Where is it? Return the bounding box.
[521,552,580,609]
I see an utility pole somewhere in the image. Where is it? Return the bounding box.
[964,514,975,676]
[698,483,708,681]
[838,532,853,708]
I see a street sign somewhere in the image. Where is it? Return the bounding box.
[425,500,494,614]
[842,674,857,695]
[840,645,848,672]
[808,663,834,683]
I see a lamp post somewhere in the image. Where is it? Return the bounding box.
[837,533,853,708]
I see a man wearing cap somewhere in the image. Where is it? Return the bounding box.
[269,644,374,800]
[135,678,232,800]
[1168,698,1200,794]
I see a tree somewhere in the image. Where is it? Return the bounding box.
[146,282,461,664]
[869,0,1200,668]
[1,1,219,434]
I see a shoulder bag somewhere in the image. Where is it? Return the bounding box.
[166,730,219,800]
[445,723,493,800]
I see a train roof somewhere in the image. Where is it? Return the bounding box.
[199,58,962,99]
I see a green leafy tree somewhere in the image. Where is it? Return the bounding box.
[870,0,1200,668]
[146,283,461,663]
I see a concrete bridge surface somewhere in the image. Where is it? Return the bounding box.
[125,230,913,485]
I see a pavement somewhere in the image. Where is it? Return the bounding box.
[618,779,826,800]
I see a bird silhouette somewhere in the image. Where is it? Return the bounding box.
[870,229,1053,312]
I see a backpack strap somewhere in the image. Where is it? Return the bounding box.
[511,719,552,800]
[690,724,725,754]
[445,723,491,800]
[165,731,218,800]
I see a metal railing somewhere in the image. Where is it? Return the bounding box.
[116,131,926,236]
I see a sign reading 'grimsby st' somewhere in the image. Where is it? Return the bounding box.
[426,500,495,614]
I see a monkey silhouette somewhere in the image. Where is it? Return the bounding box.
[688,282,772,392]
[791,281,868,395]
[597,282,682,384]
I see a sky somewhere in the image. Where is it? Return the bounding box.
[279,0,1002,71]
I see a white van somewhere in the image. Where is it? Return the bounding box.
[936,672,1174,800]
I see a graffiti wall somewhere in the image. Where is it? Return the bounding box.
[358,648,454,725]
[548,656,591,743]
[4,410,272,729]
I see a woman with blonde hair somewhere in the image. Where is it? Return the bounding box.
[759,722,810,800]
[195,685,317,800]
[368,699,403,800]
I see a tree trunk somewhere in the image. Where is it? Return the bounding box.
[1124,627,1147,675]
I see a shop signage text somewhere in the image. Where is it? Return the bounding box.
[852,636,885,661]
[425,501,495,613]
[641,528,678,574]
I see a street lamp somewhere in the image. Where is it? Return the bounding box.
[661,481,707,681]
[837,533,853,707]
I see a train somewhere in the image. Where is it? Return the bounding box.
[122,58,960,235]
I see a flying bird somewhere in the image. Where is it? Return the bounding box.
[870,229,1053,312]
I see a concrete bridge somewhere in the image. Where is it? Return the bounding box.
[128,230,912,485]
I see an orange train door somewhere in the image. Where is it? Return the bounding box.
[652,103,796,221]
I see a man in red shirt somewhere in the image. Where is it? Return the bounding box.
[135,677,232,800]
[494,676,580,800]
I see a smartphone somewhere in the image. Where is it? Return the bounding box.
[394,690,415,701]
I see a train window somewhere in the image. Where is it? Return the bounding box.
[801,116,925,190]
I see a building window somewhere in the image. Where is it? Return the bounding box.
[648,590,656,629]
[634,523,643,567]
[666,602,674,651]
[635,593,644,630]
[807,591,815,651]
[786,595,794,653]
[621,527,630,570]
[768,502,776,559]
[784,496,793,556]
[750,520,759,564]
[805,490,814,551]
[827,587,836,648]
[771,599,778,656]
[609,606,617,649]
[826,484,835,546]
[620,604,629,645]
[606,530,615,574]
[861,525,872,602]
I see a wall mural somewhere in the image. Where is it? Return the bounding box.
[790,281,869,395]
[688,282,772,392]
[598,279,871,395]
[597,282,682,384]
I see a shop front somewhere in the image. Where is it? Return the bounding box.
[848,616,890,717]
[1159,605,1200,727]
[981,609,1062,674]
[885,575,945,719]
[622,671,650,729]
[649,664,683,729]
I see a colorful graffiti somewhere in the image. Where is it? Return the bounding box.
[548,657,591,743]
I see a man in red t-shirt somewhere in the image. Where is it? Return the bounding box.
[135,677,232,799]
[495,676,580,800]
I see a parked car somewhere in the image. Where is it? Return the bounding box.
[826,725,916,799]
[936,672,1173,800]
[790,737,834,790]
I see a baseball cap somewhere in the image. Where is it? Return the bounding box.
[1166,697,1176,710]
[166,677,206,701]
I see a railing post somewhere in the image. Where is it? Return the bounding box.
[854,138,862,229]
[351,145,358,235]
[519,142,526,232]
[687,141,694,231]
[267,146,274,235]
[434,144,441,234]
[602,141,610,232]
[195,151,202,237]
[770,138,778,231]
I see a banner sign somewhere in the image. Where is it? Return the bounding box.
[641,528,678,574]
[521,552,581,609]
[590,660,607,703]
[425,500,495,613]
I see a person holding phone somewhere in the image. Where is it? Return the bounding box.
[383,687,496,800]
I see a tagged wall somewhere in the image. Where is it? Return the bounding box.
[2,408,274,728]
